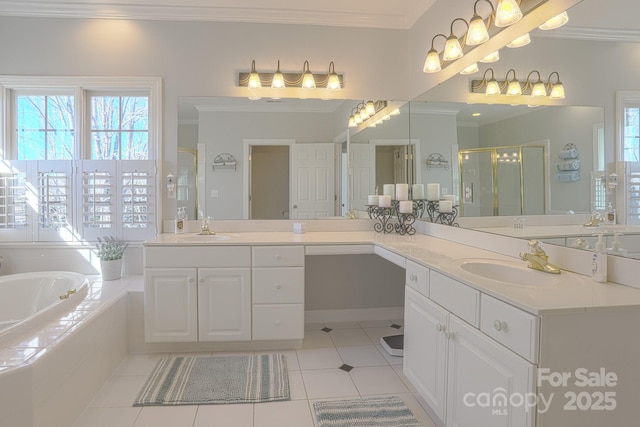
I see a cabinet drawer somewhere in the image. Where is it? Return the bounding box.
[252,246,304,267]
[406,260,429,296]
[480,294,539,363]
[253,267,304,304]
[145,246,250,268]
[252,304,304,340]
[429,271,479,327]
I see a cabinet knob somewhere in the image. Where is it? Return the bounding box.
[275,284,282,290]
[444,331,453,340]
[275,255,281,260]
[188,277,195,284]
[493,320,505,332]
[436,323,444,332]
[199,277,205,283]
[409,274,417,282]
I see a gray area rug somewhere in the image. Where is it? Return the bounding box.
[313,396,421,427]
[133,353,289,406]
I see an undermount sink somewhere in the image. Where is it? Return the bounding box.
[451,258,561,287]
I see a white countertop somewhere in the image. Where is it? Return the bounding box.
[474,224,640,239]
[145,231,640,315]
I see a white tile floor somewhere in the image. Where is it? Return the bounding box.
[72,320,438,427]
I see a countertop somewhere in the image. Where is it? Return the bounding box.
[144,231,640,315]
[473,224,640,239]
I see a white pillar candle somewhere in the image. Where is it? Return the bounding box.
[396,184,409,201]
[399,200,413,214]
[427,183,440,201]
[439,200,453,213]
[443,194,456,203]
[412,184,424,200]
[383,184,395,199]
[367,195,379,206]
[379,195,392,207]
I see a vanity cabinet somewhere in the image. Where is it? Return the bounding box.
[404,271,535,427]
[144,245,304,343]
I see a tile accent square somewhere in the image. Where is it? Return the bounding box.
[339,364,354,372]
[391,323,402,329]
[321,327,333,333]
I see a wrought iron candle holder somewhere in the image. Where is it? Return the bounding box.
[435,205,460,227]
[395,213,416,235]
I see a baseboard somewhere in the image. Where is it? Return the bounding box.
[304,306,404,324]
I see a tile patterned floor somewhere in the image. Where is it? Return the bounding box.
[72,320,437,427]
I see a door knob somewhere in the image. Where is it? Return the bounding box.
[293,204,298,209]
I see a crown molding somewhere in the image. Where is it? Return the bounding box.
[0,1,413,29]
[534,25,640,42]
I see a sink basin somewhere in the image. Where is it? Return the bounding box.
[451,258,560,287]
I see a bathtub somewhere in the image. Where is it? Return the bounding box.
[0,271,89,344]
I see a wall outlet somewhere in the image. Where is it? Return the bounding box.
[211,190,219,198]
[441,187,448,194]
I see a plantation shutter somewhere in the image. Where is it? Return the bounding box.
[0,160,28,241]
[35,160,73,242]
[119,160,156,240]
[79,160,117,241]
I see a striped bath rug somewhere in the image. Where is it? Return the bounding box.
[313,396,421,427]
[133,353,289,406]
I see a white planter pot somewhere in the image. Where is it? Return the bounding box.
[100,258,123,281]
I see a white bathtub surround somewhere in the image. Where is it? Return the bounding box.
[0,275,136,427]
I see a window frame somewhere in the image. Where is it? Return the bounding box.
[616,91,640,164]
[0,76,162,242]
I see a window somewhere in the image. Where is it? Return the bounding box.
[623,105,640,162]
[0,77,161,243]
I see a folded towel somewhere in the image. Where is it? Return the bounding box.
[558,148,578,159]
[556,159,581,171]
[556,171,580,182]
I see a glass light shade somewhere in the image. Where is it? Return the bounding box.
[466,15,490,46]
[531,82,547,97]
[423,49,442,73]
[494,0,523,27]
[302,71,316,89]
[355,114,363,124]
[375,120,383,125]
[369,123,377,128]
[359,109,370,121]
[460,63,479,75]
[248,88,261,100]
[390,108,400,116]
[382,114,391,121]
[480,51,500,63]
[327,73,341,91]
[365,101,376,115]
[271,72,285,89]
[507,33,531,48]
[507,80,522,96]
[348,116,357,128]
[248,72,262,89]
[485,79,501,96]
[539,11,569,30]
[443,35,464,61]
[549,83,566,99]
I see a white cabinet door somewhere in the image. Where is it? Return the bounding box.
[144,268,198,342]
[403,287,448,424]
[446,315,535,427]
[291,143,335,219]
[198,268,251,342]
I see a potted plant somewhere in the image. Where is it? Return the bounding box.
[95,236,128,280]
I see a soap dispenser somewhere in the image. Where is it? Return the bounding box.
[610,233,628,257]
[606,202,616,224]
[592,234,607,283]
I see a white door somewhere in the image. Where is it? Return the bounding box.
[144,268,198,342]
[350,143,376,212]
[446,315,535,427]
[404,287,449,424]
[291,143,335,219]
[198,267,251,342]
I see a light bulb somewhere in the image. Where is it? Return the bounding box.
[460,63,479,75]
[507,33,531,48]
[480,51,500,63]
[423,49,442,73]
[248,72,261,89]
[539,11,569,30]
[495,0,523,27]
[485,79,501,96]
[531,82,547,97]
[443,35,463,61]
[271,72,285,89]
[466,14,490,46]
[302,71,316,89]
[507,80,522,96]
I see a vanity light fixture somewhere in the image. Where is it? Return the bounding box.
[471,68,566,100]
[348,100,391,129]
[238,60,344,97]
[480,50,500,63]
[422,0,571,75]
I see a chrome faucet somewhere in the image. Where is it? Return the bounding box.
[198,216,216,235]
[519,240,561,274]
[583,215,604,227]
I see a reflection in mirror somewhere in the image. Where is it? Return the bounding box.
[176,147,197,220]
